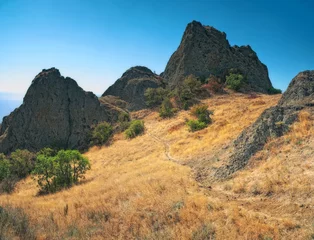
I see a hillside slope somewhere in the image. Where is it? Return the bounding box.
[1,93,314,239]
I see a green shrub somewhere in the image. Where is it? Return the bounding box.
[118,112,131,132]
[144,87,169,107]
[32,150,91,194]
[268,87,282,94]
[91,122,113,146]
[187,120,207,132]
[0,154,11,181]
[190,104,213,124]
[159,98,175,118]
[0,205,36,240]
[226,73,245,91]
[9,150,36,178]
[175,75,202,109]
[124,120,145,139]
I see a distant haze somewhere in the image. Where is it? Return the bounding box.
[0,93,22,122]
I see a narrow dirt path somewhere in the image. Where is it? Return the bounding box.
[146,131,183,164]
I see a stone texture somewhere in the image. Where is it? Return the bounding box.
[0,68,122,153]
[102,66,164,111]
[163,20,273,93]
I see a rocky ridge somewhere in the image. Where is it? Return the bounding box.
[102,66,164,111]
[163,20,273,93]
[212,70,314,179]
[0,68,122,153]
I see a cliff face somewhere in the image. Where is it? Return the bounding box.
[163,20,273,92]
[0,68,121,153]
[102,66,164,111]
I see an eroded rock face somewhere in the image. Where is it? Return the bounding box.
[279,70,314,106]
[102,66,164,111]
[163,20,273,92]
[0,68,121,153]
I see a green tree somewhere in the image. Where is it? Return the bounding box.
[32,150,91,194]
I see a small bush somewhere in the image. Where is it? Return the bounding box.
[187,120,207,132]
[32,149,91,194]
[118,112,131,132]
[124,120,144,139]
[226,73,245,91]
[159,98,175,118]
[190,104,213,124]
[268,87,282,94]
[144,87,169,107]
[91,122,113,146]
[202,75,223,93]
[174,75,202,109]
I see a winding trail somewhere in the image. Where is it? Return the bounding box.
[146,131,184,165]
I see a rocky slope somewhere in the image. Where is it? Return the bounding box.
[212,70,314,179]
[102,66,164,111]
[163,20,273,93]
[0,68,122,153]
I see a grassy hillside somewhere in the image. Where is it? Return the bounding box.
[1,93,313,239]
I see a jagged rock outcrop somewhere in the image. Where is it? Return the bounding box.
[163,20,273,93]
[212,70,314,179]
[0,68,122,153]
[102,66,164,111]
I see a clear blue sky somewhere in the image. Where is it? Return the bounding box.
[0,0,313,100]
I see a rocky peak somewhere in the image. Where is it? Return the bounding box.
[0,68,121,154]
[163,20,273,92]
[102,66,164,111]
[279,70,314,106]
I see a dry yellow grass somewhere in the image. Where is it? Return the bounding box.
[2,93,314,239]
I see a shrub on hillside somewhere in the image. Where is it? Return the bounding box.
[159,98,175,118]
[187,120,207,132]
[202,75,223,93]
[175,75,202,109]
[0,150,36,193]
[9,150,36,178]
[226,73,245,91]
[117,112,131,132]
[0,154,11,181]
[91,122,113,146]
[124,120,145,139]
[32,149,90,194]
[144,87,169,107]
[268,87,282,95]
[190,104,213,124]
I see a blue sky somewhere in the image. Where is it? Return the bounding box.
[0,0,313,115]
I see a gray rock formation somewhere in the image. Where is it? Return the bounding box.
[212,70,314,179]
[102,66,164,111]
[163,20,273,93]
[0,68,122,153]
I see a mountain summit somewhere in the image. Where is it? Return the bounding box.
[163,20,273,92]
[0,68,121,153]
